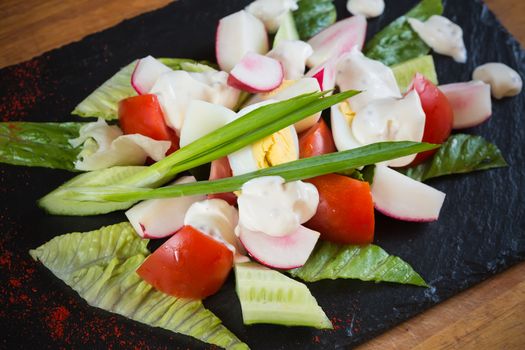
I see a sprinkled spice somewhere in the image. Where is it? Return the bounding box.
[46,306,70,340]
[0,58,45,122]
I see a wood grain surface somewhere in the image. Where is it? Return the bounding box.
[0,1,523,349]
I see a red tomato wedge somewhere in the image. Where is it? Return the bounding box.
[136,225,233,299]
[208,156,237,205]
[118,94,180,154]
[305,174,374,244]
[298,119,336,159]
[407,74,453,165]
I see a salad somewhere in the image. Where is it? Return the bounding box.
[1,0,520,348]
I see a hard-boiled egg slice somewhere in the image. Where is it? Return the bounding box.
[179,100,237,148]
[331,91,426,167]
[246,78,322,132]
[228,125,299,176]
[336,46,401,111]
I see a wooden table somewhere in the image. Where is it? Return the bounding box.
[0,1,524,349]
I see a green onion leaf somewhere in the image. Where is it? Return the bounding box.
[63,141,438,202]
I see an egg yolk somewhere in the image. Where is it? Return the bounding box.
[339,101,356,125]
[259,80,296,99]
[252,127,297,169]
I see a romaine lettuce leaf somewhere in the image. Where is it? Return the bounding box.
[38,166,152,215]
[289,241,427,286]
[364,0,443,66]
[72,58,215,120]
[401,134,507,182]
[30,223,248,350]
[293,0,336,41]
[0,122,83,170]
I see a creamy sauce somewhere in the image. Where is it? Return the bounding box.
[237,176,319,237]
[184,199,246,259]
[69,118,170,171]
[150,70,240,134]
[336,47,401,111]
[267,40,313,80]
[331,92,426,167]
[246,0,298,33]
[408,15,467,63]
[472,62,522,99]
[346,0,384,18]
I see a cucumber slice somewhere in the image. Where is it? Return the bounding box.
[391,55,438,92]
[235,262,332,329]
[273,11,300,48]
[39,166,150,216]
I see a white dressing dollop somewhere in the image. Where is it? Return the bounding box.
[69,119,170,171]
[184,199,247,261]
[237,176,319,237]
[346,0,385,18]
[246,0,298,33]
[352,91,426,167]
[150,70,240,134]
[267,40,313,79]
[408,15,467,63]
[472,62,522,99]
[336,47,401,111]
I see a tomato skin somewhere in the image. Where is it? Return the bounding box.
[305,174,374,244]
[136,225,233,299]
[298,119,337,158]
[118,94,179,154]
[408,74,453,165]
[208,156,237,205]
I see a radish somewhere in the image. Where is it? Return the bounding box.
[438,81,492,129]
[131,56,172,94]
[228,52,284,93]
[216,10,269,72]
[306,15,367,68]
[125,176,206,239]
[267,40,313,80]
[371,165,446,222]
[306,57,337,91]
[238,224,320,269]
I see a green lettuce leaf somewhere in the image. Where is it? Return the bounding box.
[0,122,83,170]
[401,134,508,182]
[30,222,248,350]
[38,166,154,216]
[289,241,427,286]
[293,0,336,40]
[71,58,216,120]
[364,0,443,66]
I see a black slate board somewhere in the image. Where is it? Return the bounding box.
[1,0,524,349]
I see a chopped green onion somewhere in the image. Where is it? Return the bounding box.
[64,141,439,202]
[122,90,358,187]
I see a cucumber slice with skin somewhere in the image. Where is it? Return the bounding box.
[38,166,150,215]
[391,55,438,92]
[235,262,332,329]
[273,11,300,48]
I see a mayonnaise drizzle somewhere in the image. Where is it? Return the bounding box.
[346,0,385,18]
[184,199,246,259]
[472,62,522,99]
[237,176,319,237]
[408,15,467,63]
[336,47,401,111]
